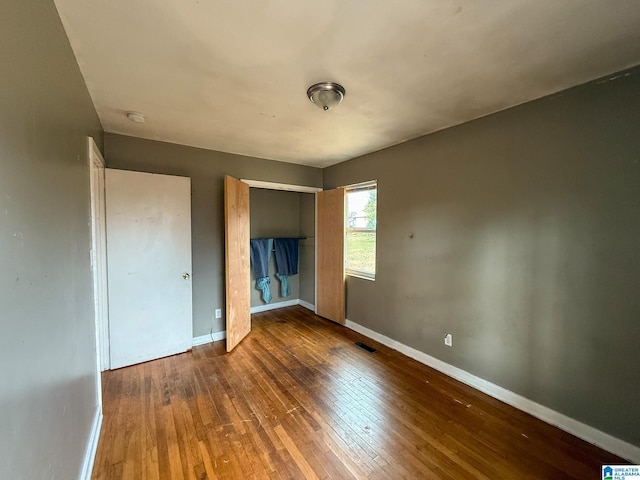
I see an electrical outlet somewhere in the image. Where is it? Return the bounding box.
[444,333,453,347]
[215,308,222,319]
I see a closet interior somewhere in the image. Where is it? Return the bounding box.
[249,188,316,309]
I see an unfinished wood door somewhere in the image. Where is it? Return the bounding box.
[224,176,251,351]
[316,188,345,324]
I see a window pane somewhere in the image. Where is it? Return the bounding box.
[345,183,377,278]
[346,189,376,230]
[346,231,376,274]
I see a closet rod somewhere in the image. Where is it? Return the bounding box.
[250,237,308,240]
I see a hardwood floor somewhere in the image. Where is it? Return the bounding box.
[92,306,624,479]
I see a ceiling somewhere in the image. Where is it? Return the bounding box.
[53,1,640,168]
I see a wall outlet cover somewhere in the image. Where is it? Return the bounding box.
[215,308,222,319]
[444,333,453,347]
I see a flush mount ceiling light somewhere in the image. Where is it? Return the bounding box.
[307,82,345,111]
[126,111,146,123]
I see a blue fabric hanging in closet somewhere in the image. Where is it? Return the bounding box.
[250,238,273,303]
[274,238,299,297]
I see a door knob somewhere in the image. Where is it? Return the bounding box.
[182,273,190,280]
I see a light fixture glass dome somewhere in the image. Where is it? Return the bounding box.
[307,82,345,111]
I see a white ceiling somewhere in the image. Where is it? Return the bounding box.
[54,0,640,167]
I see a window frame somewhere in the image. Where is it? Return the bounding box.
[344,180,377,281]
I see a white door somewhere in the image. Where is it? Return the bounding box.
[105,169,193,369]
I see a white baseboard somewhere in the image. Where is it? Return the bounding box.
[250,299,299,313]
[192,330,226,347]
[250,298,316,314]
[298,300,315,312]
[345,319,640,463]
[80,405,102,480]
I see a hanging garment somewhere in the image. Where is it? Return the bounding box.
[250,238,273,303]
[274,238,299,298]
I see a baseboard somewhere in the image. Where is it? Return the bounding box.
[298,300,315,312]
[80,405,102,480]
[192,330,226,347]
[345,319,640,463]
[250,299,299,313]
[250,298,316,314]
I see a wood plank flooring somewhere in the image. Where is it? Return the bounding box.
[92,306,625,479]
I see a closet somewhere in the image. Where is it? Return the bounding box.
[224,176,345,352]
[249,188,314,309]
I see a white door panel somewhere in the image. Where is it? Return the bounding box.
[105,169,193,369]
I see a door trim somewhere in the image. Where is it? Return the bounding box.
[240,179,322,193]
[88,137,109,375]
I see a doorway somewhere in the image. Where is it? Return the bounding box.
[249,188,315,310]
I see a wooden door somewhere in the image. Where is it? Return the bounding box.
[105,169,193,369]
[224,176,251,351]
[316,188,345,324]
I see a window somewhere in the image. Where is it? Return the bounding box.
[345,181,377,280]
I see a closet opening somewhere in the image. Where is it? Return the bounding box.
[249,188,316,313]
[224,176,344,352]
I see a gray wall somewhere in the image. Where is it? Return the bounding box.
[324,67,640,447]
[105,134,322,337]
[0,0,104,478]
